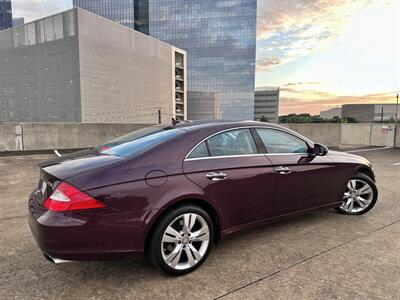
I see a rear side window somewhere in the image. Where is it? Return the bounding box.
[208,129,257,157]
[187,142,209,159]
[97,127,184,157]
[256,128,309,154]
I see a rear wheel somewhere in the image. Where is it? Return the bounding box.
[336,173,378,215]
[148,205,213,275]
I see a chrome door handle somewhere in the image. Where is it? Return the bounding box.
[276,166,292,175]
[206,172,227,181]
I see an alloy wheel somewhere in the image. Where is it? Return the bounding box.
[341,179,374,213]
[161,213,210,270]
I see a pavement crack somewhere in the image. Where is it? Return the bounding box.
[214,218,400,299]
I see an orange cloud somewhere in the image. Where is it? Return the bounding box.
[279,86,397,115]
[256,0,394,69]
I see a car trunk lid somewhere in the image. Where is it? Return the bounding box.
[38,148,125,182]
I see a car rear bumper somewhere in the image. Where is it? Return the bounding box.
[27,195,148,262]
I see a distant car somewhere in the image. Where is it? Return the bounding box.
[28,121,378,275]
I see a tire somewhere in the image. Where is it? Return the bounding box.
[336,172,378,215]
[148,204,214,276]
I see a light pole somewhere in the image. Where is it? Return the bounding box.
[394,93,399,147]
[396,93,399,123]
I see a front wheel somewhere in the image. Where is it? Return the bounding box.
[336,172,378,215]
[148,205,214,275]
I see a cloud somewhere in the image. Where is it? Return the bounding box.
[256,0,390,70]
[282,82,322,87]
[257,0,374,40]
[12,0,72,21]
[256,57,283,71]
[278,83,397,115]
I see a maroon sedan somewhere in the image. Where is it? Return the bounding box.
[28,121,378,275]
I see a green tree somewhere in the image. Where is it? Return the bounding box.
[278,113,357,123]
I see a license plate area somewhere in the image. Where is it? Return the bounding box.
[36,169,61,206]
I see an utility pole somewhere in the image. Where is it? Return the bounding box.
[394,93,399,147]
[381,106,384,123]
[158,109,162,124]
[396,93,399,123]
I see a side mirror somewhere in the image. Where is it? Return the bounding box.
[312,143,328,156]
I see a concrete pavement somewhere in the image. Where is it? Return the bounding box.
[0,149,399,299]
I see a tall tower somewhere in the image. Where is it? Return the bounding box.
[73,0,135,28]
[0,0,12,30]
[73,0,257,120]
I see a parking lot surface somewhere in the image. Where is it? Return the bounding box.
[0,149,399,299]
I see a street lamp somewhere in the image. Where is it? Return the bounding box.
[396,93,399,124]
[394,93,399,147]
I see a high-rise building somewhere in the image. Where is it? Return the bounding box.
[0,0,12,30]
[73,0,257,121]
[73,0,135,28]
[12,17,24,27]
[0,8,187,123]
[254,87,280,123]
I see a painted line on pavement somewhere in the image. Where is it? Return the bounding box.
[347,147,392,153]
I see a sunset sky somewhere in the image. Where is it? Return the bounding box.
[11,0,400,115]
[256,0,400,115]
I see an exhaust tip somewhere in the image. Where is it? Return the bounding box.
[43,253,55,263]
[42,253,73,264]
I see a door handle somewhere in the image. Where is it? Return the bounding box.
[276,166,292,175]
[206,172,227,181]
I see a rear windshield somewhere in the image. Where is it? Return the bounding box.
[96,126,185,157]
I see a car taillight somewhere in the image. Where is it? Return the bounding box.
[44,182,106,212]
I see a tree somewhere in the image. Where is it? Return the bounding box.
[278,113,357,123]
[341,117,357,123]
[259,115,269,122]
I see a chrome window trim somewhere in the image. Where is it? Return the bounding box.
[184,126,311,161]
[185,153,305,162]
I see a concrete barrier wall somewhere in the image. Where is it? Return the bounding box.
[288,123,397,148]
[369,123,396,147]
[340,123,395,147]
[0,123,153,152]
[340,124,372,146]
[0,123,21,151]
[0,122,399,152]
[287,123,341,147]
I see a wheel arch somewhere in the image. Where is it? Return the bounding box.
[354,166,375,181]
[144,197,222,254]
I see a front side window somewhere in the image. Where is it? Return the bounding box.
[256,129,309,154]
[207,129,257,157]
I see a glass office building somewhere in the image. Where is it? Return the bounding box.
[0,0,12,30]
[73,0,135,28]
[72,0,149,32]
[74,0,257,120]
